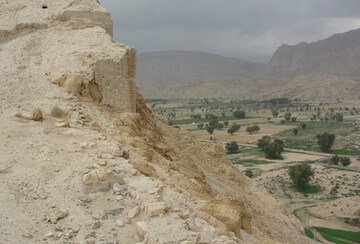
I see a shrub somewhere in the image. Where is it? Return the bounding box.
[291,117,297,122]
[271,109,279,118]
[227,127,236,135]
[300,123,306,129]
[293,129,298,135]
[334,113,343,122]
[257,136,271,151]
[224,121,229,127]
[231,123,241,132]
[245,169,253,178]
[206,126,214,134]
[285,112,292,121]
[225,141,239,153]
[264,140,284,159]
[316,132,335,152]
[330,155,339,165]
[288,163,315,190]
[340,157,351,167]
[215,123,224,130]
[197,123,204,129]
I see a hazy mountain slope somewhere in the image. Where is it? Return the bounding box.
[140,78,277,100]
[139,30,360,100]
[261,28,360,79]
[257,75,360,100]
[136,51,264,88]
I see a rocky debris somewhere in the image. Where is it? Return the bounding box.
[144,202,169,217]
[46,209,69,224]
[52,74,66,86]
[198,229,216,244]
[20,108,43,121]
[82,166,125,193]
[83,171,99,185]
[21,233,33,238]
[113,182,126,195]
[51,106,65,118]
[95,159,107,166]
[44,232,54,238]
[179,210,190,220]
[52,74,82,95]
[0,164,12,173]
[200,196,251,236]
[92,220,101,229]
[115,220,125,227]
[136,221,148,240]
[127,206,140,219]
[55,119,70,128]
[197,211,228,236]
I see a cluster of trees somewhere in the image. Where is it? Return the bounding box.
[257,136,284,159]
[328,155,351,167]
[190,114,202,119]
[246,125,260,134]
[205,119,226,134]
[225,141,239,153]
[233,110,246,119]
[205,113,217,119]
[227,123,241,135]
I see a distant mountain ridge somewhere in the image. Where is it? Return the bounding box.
[137,29,360,100]
[261,28,360,79]
[136,50,264,88]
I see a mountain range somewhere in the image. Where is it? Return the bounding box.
[137,28,360,100]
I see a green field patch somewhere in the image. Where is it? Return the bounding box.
[274,121,359,153]
[290,184,322,197]
[305,228,315,239]
[314,227,360,244]
[226,147,263,156]
[328,149,360,156]
[169,115,261,125]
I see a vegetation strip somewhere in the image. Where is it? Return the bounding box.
[313,227,360,244]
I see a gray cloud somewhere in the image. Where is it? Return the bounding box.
[100,0,360,63]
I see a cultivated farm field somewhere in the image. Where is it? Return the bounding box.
[149,98,360,243]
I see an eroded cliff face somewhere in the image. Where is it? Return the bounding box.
[0,1,314,243]
[261,29,360,79]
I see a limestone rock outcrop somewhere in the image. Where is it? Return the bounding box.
[262,28,360,79]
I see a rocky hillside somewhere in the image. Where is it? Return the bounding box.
[261,28,360,79]
[256,75,360,101]
[0,1,313,243]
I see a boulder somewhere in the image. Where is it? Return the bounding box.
[144,202,169,217]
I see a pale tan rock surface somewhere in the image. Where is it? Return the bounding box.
[0,1,314,243]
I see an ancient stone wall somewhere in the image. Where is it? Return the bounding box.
[94,47,137,113]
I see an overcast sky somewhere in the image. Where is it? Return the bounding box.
[99,0,360,63]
